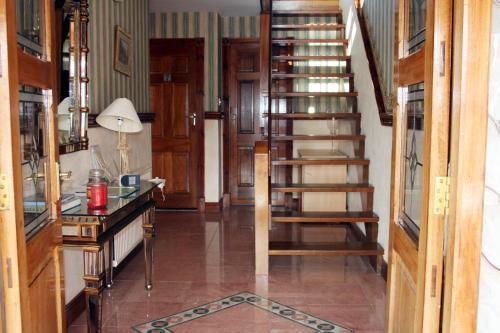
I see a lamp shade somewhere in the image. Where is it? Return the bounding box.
[96,98,143,133]
[57,97,72,131]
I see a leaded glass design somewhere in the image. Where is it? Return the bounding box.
[403,82,424,235]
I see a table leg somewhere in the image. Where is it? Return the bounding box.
[83,246,105,333]
[142,204,155,290]
[105,238,114,288]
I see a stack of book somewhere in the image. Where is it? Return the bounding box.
[60,193,82,212]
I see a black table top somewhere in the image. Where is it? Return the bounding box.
[62,181,158,218]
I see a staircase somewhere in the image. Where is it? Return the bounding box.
[255,0,383,274]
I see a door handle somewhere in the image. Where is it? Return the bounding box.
[188,113,197,126]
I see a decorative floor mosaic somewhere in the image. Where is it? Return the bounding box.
[132,292,353,333]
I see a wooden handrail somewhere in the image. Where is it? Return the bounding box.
[254,141,270,275]
[355,2,393,126]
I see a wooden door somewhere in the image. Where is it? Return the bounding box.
[386,0,452,332]
[0,0,66,332]
[150,39,204,209]
[226,40,262,204]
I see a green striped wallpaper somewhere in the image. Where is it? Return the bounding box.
[149,12,220,111]
[88,0,150,114]
[149,13,261,111]
[221,16,260,38]
[361,0,395,110]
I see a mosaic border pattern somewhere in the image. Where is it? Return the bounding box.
[132,292,353,333]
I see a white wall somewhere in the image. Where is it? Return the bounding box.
[340,0,393,260]
[477,3,500,331]
[60,124,152,304]
[205,119,223,202]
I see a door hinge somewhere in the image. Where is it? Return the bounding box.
[434,176,450,215]
[0,174,8,211]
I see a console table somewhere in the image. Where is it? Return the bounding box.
[62,181,158,333]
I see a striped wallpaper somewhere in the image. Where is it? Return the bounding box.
[88,0,150,114]
[149,13,261,111]
[221,16,260,38]
[360,0,395,110]
[149,12,220,111]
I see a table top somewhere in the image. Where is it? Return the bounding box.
[62,180,158,218]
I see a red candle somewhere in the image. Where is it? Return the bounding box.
[87,169,108,209]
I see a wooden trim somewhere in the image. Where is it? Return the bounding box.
[355,3,392,126]
[88,113,155,128]
[441,1,492,332]
[398,47,425,87]
[204,112,224,120]
[260,0,271,13]
[204,198,224,212]
[254,141,269,276]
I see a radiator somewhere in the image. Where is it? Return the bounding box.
[113,217,143,267]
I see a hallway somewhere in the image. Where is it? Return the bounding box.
[69,206,385,332]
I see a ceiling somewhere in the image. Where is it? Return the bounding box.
[149,0,261,16]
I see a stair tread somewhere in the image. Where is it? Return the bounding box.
[270,134,365,141]
[272,157,369,165]
[270,92,358,97]
[273,55,350,60]
[269,241,384,256]
[263,112,360,120]
[272,24,346,30]
[271,183,374,192]
[271,210,379,223]
[273,10,342,16]
[272,73,353,79]
[273,38,348,44]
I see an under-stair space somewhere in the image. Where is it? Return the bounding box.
[255,0,384,275]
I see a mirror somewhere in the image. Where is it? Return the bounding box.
[56,0,89,154]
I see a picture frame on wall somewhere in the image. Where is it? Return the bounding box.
[114,26,132,76]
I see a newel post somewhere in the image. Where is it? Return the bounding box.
[254,141,270,276]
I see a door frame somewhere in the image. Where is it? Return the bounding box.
[386,0,492,331]
[149,38,205,210]
[441,0,491,331]
[222,37,261,207]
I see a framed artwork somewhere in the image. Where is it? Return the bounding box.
[114,26,132,76]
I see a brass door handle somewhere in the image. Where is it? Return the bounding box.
[59,171,72,179]
[188,113,197,126]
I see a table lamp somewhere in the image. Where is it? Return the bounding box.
[96,98,143,176]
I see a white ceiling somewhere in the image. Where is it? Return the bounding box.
[149,0,261,17]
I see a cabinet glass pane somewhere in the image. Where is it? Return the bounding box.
[20,85,49,239]
[16,0,44,57]
[403,82,424,236]
[408,0,426,53]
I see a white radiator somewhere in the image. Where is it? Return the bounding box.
[113,217,143,267]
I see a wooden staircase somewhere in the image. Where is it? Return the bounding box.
[254,0,383,275]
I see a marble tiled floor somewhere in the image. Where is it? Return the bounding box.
[68,206,386,332]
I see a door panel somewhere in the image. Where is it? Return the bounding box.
[0,0,66,331]
[150,39,204,209]
[228,41,262,204]
[386,0,452,332]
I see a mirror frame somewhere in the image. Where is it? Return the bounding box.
[58,0,89,155]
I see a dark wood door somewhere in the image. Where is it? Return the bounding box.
[226,40,262,204]
[150,39,204,209]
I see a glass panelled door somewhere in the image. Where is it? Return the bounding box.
[386,0,452,332]
[0,0,65,332]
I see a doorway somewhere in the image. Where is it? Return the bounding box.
[150,38,205,209]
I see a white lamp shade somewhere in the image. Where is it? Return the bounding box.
[57,97,72,131]
[96,98,143,133]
